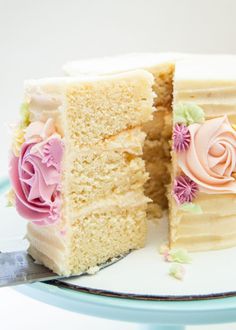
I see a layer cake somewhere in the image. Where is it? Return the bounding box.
[9,53,236,277]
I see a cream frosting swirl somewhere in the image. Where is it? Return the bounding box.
[178,115,236,193]
[24,118,55,142]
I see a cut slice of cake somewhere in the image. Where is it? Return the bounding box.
[170,56,236,251]
[9,71,154,275]
[63,53,186,218]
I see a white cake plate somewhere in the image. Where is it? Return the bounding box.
[58,218,236,300]
[1,178,236,329]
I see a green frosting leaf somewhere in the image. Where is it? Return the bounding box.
[20,102,30,127]
[174,102,205,125]
[169,264,185,280]
[168,248,192,264]
[179,202,203,214]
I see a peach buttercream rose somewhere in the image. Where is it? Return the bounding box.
[177,115,236,193]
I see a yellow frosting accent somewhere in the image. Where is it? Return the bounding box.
[12,103,31,156]
[6,189,15,207]
[12,126,25,157]
[20,102,30,127]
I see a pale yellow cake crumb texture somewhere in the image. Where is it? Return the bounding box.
[64,72,154,148]
[63,56,176,217]
[25,71,154,275]
[63,129,148,210]
[143,63,174,215]
[68,204,147,274]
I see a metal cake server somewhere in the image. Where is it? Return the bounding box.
[0,251,126,288]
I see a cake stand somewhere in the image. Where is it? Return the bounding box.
[15,282,236,330]
[1,177,236,330]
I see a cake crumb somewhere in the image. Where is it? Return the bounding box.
[147,203,162,222]
[87,266,100,275]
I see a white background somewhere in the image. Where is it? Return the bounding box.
[1,0,236,329]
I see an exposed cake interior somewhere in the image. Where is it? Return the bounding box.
[141,61,174,216]
[10,71,154,275]
[63,53,185,218]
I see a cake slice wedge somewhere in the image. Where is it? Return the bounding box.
[9,71,154,275]
[63,53,186,217]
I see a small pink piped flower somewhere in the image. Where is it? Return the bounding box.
[173,175,198,204]
[173,124,191,152]
[160,244,170,262]
[48,202,60,223]
[164,251,171,262]
[42,138,64,171]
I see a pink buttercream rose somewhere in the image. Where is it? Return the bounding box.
[9,120,64,226]
[178,115,236,193]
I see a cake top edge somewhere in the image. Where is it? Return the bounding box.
[175,55,236,82]
[62,52,187,76]
[24,69,154,89]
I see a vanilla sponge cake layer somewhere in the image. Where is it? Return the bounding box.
[171,57,236,252]
[24,70,154,275]
[64,129,148,210]
[64,73,154,147]
[63,53,185,216]
[25,72,154,146]
[68,200,147,274]
[27,191,148,275]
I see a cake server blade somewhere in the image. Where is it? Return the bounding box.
[0,251,62,287]
[0,251,126,288]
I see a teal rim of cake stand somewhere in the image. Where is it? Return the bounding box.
[2,177,236,327]
[16,282,236,326]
